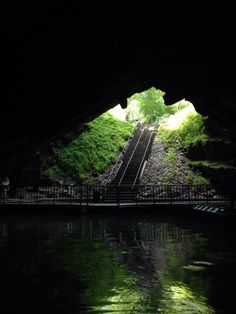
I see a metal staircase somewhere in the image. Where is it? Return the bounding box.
[105,124,155,203]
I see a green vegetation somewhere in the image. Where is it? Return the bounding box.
[44,113,134,183]
[189,160,236,170]
[126,87,191,124]
[128,87,165,123]
[158,108,208,151]
[43,86,223,186]
[161,99,190,116]
[127,87,167,123]
[43,165,64,177]
[41,221,214,313]
[154,144,210,185]
[186,170,210,185]
[141,102,211,185]
[160,148,179,184]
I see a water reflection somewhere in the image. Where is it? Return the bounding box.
[160,282,214,313]
[0,214,235,313]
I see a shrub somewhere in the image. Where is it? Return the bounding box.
[158,112,208,151]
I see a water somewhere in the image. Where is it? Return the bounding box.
[0,213,235,314]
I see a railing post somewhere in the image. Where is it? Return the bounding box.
[117,185,120,207]
[70,186,72,206]
[206,185,209,204]
[36,186,39,204]
[230,191,234,210]
[3,185,5,205]
[188,185,190,205]
[19,186,22,205]
[153,185,154,205]
[87,185,89,206]
[53,185,55,205]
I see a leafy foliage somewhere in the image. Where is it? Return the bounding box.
[162,100,191,116]
[53,113,134,183]
[186,170,210,185]
[152,104,210,185]
[127,87,166,123]
[42,166,65,177]
[158,112,208,150]
[127,87,191,124]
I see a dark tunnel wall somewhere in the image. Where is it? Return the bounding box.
[0,4,236,174]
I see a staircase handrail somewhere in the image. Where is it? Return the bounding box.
[105,121,140,185]
[118,127,144,185]
[133,128,155,185]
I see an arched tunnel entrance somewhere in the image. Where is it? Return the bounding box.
[39,87,211,186]
[1,86,235,211]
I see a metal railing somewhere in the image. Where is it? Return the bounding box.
[133,128,155,185]
[118,129,144,185]
[0,184,234,208]
[105,122,140,185]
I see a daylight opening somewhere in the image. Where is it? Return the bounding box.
[109,87,199,131]
[42,86,211,187]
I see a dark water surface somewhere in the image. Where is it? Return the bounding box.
[0,212,235,313]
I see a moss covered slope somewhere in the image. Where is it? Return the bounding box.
[43,113,134,183]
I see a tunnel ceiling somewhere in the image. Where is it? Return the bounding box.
[0,5,236,171]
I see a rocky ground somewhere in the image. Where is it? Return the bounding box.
[140,137,194,185]
[96,134,201,186]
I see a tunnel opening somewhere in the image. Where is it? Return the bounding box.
[2,83,235,196]
[0,75,234,208]
[1,85,235,209]
[38,87,213,188]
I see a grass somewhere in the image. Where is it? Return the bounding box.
[186,170,210,185]
[44,112,134,183]
[158,110,208,150]
[155,103,211,185]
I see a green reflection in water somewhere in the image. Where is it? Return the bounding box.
[43,220,217,313]
[3,217,230,313]
[160,281,215,314]
[193,261,214,266]
[151,230,215,314]
[183,261,214,271]
[92,286,143,313]
[45,238,151,312]
[183,264,207,271]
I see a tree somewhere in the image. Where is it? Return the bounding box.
[128,87,166,123]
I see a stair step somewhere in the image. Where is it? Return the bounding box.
[109,125,155,186]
